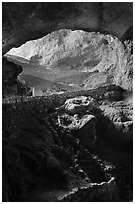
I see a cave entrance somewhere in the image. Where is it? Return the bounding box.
[4,29,111,97]
[4,23,133,98]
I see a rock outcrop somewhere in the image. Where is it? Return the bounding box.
[99,103,133,152]
[2,57,32,96]
[62,96,98,115]
[2,91,133,201]
[2,98,114,201]
[57,96,97,149]
[58,114,97,149]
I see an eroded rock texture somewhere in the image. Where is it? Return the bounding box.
[2,56,31,96]
[3,3,133,95]
[2,87,133,201]
[2,95,114,201]
[62,96,98,115]
[2,2,133,54]
[7,30,133,91]
[58,96,97,149]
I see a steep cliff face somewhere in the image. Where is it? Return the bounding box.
[2,2,133,54]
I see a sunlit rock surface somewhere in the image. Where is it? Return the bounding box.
[62,96,98,115]
[7,30,132,92]
[2,2,133,54]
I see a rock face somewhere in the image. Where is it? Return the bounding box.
[3,57,22,85]
[59,177,117,202]
[2,2,133,54]
[58,114,97,149]
[7,30,133,91]
[2,57,31,96]
[2,97,113,201]
[2,92,133,201]
[58,96,97,149]
[63,96,98,115]
[99,103,133,151]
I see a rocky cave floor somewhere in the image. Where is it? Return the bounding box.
[2,85,133,202]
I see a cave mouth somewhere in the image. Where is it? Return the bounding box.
[4,28,133,98]
[2,41,133,204]
[2,2,133,201]
[2,2,133,55]
[5,28,104,97]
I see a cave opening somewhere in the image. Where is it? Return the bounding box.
[3,27,133,99]
[2,2,133,202]
[5,29,109,97]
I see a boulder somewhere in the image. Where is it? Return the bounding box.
[99,103,133,151]
[64,96,98,115]
[2,57,32,97]
[58,114,97,149]
[57,96,98,149]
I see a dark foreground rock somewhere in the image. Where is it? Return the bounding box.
[98,102,133,152]
[58,114,97,149]
[57,96,97,149]
[2,89,133,201]
[2,108,116,201]
[2,57,32,97]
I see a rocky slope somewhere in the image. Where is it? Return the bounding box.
[2,87,133,201]
[7,29,133,93]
